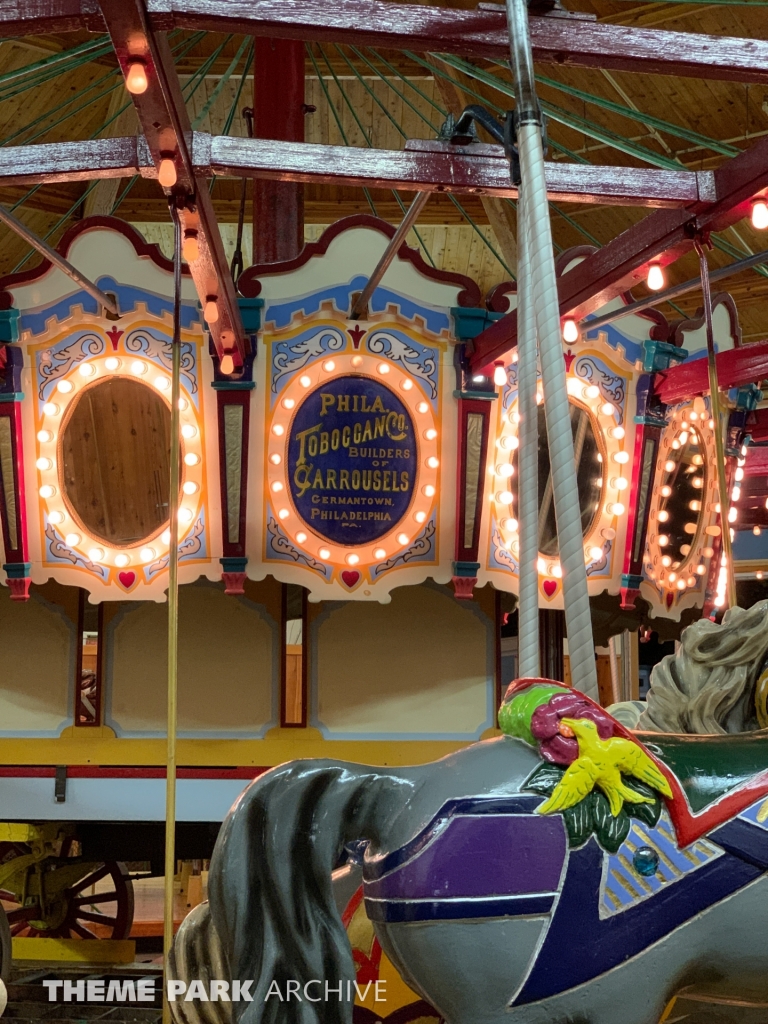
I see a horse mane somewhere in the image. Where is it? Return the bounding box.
[638,600,768,734]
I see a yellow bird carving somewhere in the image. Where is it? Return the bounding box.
[537,717,673,819]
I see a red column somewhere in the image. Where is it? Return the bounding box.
[253,38,305,264]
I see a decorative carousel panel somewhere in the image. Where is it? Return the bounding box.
[0,222,223,601]
[245,219,470,601]
[479,335,637,607]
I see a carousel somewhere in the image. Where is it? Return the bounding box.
[0,0,767,1022]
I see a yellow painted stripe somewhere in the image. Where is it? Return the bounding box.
[12,938,136,963]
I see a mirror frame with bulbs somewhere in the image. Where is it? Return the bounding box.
[642,400,721,610]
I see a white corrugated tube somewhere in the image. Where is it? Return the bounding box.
[515,184,540,678]
[518,122,599,700]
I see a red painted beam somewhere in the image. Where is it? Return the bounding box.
[653,341,768,406]
[149,0,768,85]
[744,446,768,476]
[100,0,246,365]
[747,411,768,444]
[468,132,768,370]
[3,1,768,85]
[207,136,710,207]
[253,38,305,264]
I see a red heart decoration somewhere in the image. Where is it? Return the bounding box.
[543,579,557,598]
[118,570,136,589]
[341,570,361,588]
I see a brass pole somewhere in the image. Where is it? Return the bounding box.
[695,238,736,610]
[162,200,182,1024]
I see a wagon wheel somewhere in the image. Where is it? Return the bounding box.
[0,854,134,940]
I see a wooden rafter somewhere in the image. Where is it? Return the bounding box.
[4,0,768,85]
[0,135,719,209]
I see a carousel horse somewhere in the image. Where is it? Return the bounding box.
[170,603,768,1024]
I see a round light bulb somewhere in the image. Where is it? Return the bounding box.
[322,360,335,372]
[613,451,629,464]
[272,424,285,436]
[585,385,600,399]
[269,453,282,465]
[401,379,413,391]
[589,546,603,560]
[181,424,197,439]
[271,481,283,492]
[184,452,200,466]
[182,481,198,495]
[105,357,120,372]
[562,318,579,343]
[37,429,53,443]
[423,484,436,497]
[351,355,363,367]
[131,360,146,376]
[647,262,665,291]
[57,380,73,394]
[493,363,507,387]
[374,548,386,559]
[497,490,514,505]
[346,553,360,566]
[158,157,177,188]
[661,485,672,498]
[139,547,156,562]
[282,398,295,410]
[299,375,311,388]
[65,532,80,547]
[154,376,170,391]
[377,362,390,375]
[48,510,64,525]
[203,299,219,324]
[161,529,171,544]
[182,232,199,263]
[278,508,290,520]
[417,402,429,414]
[658,534,669,546]
[220,354,235,376]
[125,59,148,94]
[751,198,768,230]
[614,477,628,490]
[78,362,96,378]
[425,428,438,441]
[42,402,59,416]
[664,460,676,473]
[115,553,130,567]
[39,484,55,499]
[179,508,194,523]
[601,402,615,417]
[415,511,427,523]
[319,548,331,560]
[397,533,409,546]
[36,457,52,471]
[662,555,672,567]
[296,532,307,544]
[498,464,514,478]
[88,547,104,562]
[427,456,439,469]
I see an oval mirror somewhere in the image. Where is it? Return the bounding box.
[60,378,171,546]
[656,424,706,568]
[514,401,603,557]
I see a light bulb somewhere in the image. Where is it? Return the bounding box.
[42,402,59,416]
[585,385,600,399]
[278,508,290,520]
[158,157,177,188]
[664,460,676,473]
[36,457,52,471]
[299,375,311,388]
[88,547,104,562]
[647,262,665,291]
[39,485,55,499]
[351,355,363,367]
[346,553,360,566]
[125,59,148,94]
[181,424,197,439]
[377,362,390,375]
[657,509,669,522]
[115,553,130,567]
[601,402,615,417]
[322,360,335,372]
[425,428,438,441]
[427,456,439,469]
[37,429,53,443]
[131,360,146,376]
[184,453,200,466]
[754,526,762,536]
[611,426,625,440]
[220,354,235,375]
[498,464,514,478]
[282,398,295,410]
[269,453,281,465]
[161,529,171,544]
[661,485,672,498]
[424,485,436,497]
[417,402,429,414]
[179,508,194,523]
[493,362,506,386]
[78,362,96,378]
[613,451,629,464]
[497,490,514,505]
[589,546,603,561]
[614,477,628,490]
[182,231,199,263]
[65,533,80,547]
[154,376,170,391]
[415,510,427,523]
[611,503,626,516]
[319,548,331,559]
[272,424,284,436]
[397,533,409,545]
[374,548,386,559]
[296,532,307,544]
[752,198,768,230]
[203,299,219,324]
[271,481,283,493]
[562,318,579,343]
[138,547,155,562]
[57,380,73,394]
[105,357,120,371]
[401,379,413,391]
[658,534,669,546]
[182,481,198,495]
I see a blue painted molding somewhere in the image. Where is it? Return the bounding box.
[0,309,19,344]
[451,307,503,341]
[642,339,688,373]
[453,560,481,577]
[220,556,248,573]
[212,380,256,391]
[452,389,497,401]
[3,562,31,578]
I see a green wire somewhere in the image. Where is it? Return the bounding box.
[334,45,513,276]
[192,37,249,130]
[316,44,436,265]
[209,39,255,197]
[437,53,685,172]
[366,48,448,118]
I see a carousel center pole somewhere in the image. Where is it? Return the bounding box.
[505,0,598,698]
[695,237,737,609]
[162,198,183,1024]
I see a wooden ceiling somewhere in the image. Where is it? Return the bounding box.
[2,1,768,339]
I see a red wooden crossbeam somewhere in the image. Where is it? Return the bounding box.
[744,445,768,475]
[0,135,715,207]
[468,133,768,370]
[653,341,768,406]
[100,0,246,365]
[3,0,768,85]
[747,411,768,445]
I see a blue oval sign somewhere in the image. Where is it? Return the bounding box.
[287,375,417,545]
